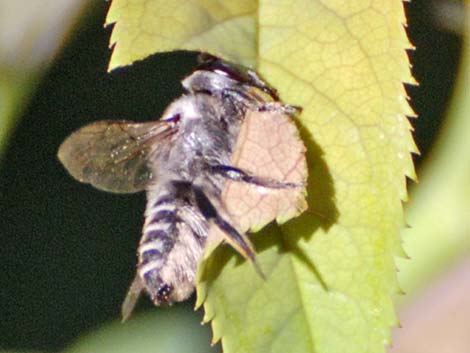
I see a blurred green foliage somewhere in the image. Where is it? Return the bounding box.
[396,22,469,303]
[0,1,467,353]
[65,307,218,353]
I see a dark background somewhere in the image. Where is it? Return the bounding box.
[0,1,463,351]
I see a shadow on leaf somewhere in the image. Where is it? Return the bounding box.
[199,124,338,292]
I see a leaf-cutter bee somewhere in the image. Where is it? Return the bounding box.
[58,54,303,320]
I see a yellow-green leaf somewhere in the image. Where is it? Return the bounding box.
[106,1,417,352]
[106,0,258,70]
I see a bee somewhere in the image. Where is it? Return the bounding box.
[58,54,303,320]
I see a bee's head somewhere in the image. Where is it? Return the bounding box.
[181,53,279,101]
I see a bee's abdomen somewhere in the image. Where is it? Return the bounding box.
[137,195,178,303]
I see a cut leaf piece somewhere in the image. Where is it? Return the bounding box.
[202,102,308,282]
[220,105,308,234]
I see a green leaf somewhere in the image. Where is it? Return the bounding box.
[106,1,416,352]
[106,0,258,70]
[0,74,21,156]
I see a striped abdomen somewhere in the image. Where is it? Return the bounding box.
[138,186,206,305]
[137,190,178,304]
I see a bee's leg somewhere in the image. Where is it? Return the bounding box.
[189,183,265,278]
[221,88,253,114]
[258,102,302,116]
[210,165,304,189]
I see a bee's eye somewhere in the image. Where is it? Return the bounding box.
[156,284,173,303]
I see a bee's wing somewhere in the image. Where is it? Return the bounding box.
[121,274,144,322]
[58,120,176,193]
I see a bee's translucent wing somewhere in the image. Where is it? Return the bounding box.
[58,120,176,193]
[121,274,144,322]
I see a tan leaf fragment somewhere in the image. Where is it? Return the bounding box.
[206,104,308,255]
[225,105,308,232]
